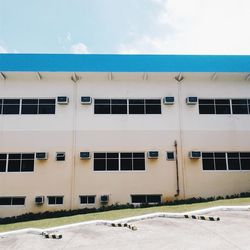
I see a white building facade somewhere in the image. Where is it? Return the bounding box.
[0,54,250,218]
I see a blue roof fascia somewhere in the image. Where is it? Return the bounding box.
[0,54,250,72]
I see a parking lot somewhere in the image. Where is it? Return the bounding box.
[0,210,249,250]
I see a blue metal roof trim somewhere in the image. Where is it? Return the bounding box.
[0,54,250,72]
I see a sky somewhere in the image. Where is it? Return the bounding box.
[0,0,250,54]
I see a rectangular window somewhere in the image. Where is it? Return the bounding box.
[94,152,145,171]
[199,98,250,115]
[3,99,20,114]
[232,99,249,114]
[131,195,161,204]
[202,152,250,171]
[129,99,161,114]
[47,196,64,205]
[94,98,161,114]
[79,195,96,204]
[0,154,7,172]
[0,197,25,205]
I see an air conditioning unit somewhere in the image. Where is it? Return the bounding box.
[36,152,48,160]
[80,152,91,159]
[189,151,201,159]
[81,96,92,105]
[57,96,69,104]
[56,152,65,161]
[186,97,198,105]
[166,151,175,160]
[100,195,109,204]
[147,151,159,159]
[35,196,44,205]
[163,96,175,105]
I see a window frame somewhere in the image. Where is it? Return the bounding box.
[201,152,250,172]
[0,196,26,206]
[131,194,162,204]
[47,196,64,205]
[79,195,96,205]
[93,152,146,172]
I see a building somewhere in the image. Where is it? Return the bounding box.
[0,54,250,218]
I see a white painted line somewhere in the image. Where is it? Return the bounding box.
[0,205,249,237]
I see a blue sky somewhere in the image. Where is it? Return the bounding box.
[1,0,250,54]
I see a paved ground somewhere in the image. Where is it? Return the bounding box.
[0,211,249,250]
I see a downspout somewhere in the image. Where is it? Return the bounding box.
[174,140,180,197]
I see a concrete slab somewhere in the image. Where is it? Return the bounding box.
[0,211,249,250]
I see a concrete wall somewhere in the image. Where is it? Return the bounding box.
[0,72,250,217]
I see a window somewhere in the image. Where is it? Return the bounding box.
[199,98,250,115]
[79,195,95,204]
[94,98,161,114]
[129,99,161,114]
[0,98,55,115]
[232,99,249,114]
[0,197,25,205]
[47,196,63,205]
[131,195,161,204]
[202,152,250,171]
[0,153,34,172]
[94,152,145,171]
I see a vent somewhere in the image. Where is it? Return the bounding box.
[81,96,92,105]
[186,97,198,105]
[189,151,201,159]
[163,96,175,105]
[100,195,109,204]
[166,152,175,160]
[80,152,91,159]
[35,196,44,205]
[147,151,159,159]
[36,152,48,160]
[57,96,69,104]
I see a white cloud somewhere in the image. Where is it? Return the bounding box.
[70,42,89,54]
[0,45,8,53]
[118,0,250,54]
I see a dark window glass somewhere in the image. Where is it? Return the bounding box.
[12,197,25,205]
[88,196,95,204]
[0,197,11,205]
[121,158,133,170]
[80,196,88,204]
[215,159,227,170]
[94,105,110,114]
[145,99,161,114]
[133,158,145,170]
[121,153,132,158]
[3,99,20,114]
[248,99,250,114]
[39,99,55,104]
[107,153,119,158]
[38,105,55,114]
[215,99,230,114]
[95,99,110,104]
[8,159,21,172]
[202,158,215,170]
[9,153,21,159]
[133,153,145,158]
[240,159,250,170]
[199,99,215,105]
[21,159,34,172]
[107,159,119,171]
[0,160,6,172]
[199,99,215,114]
[240,152,250,158]
[0,99,2,114]
[227,153,240,170]
[129,99,144,114]
[94,153,106,158]
[131,195,146,203]
[94,159,106,171]
[22,153,34,159]
[21,105,38,114]
[147,195,161,203]
[56,197,63,204]
[202,152,214,158]
[111,99,127,114]
[48,197,55,204]
[232,99,248,114]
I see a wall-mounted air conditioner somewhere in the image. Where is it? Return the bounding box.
[189,151,201,159]
[57,96,69,104]
[186,97,198,105]
[36,152,48,160]
[81,96,92,105]
[147,151,159,159]
[100,195,109,204]
[35,196,45,205]
[80,152,91,159]
[56,152,65,161]
[166,152,175,160]
[163,96,175,105]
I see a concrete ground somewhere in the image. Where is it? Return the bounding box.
[0,211,249,250]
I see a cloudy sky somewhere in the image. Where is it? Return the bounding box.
[0,0,250,54]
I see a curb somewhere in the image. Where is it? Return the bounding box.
[184,215,220,221]
[0,205,249,237]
